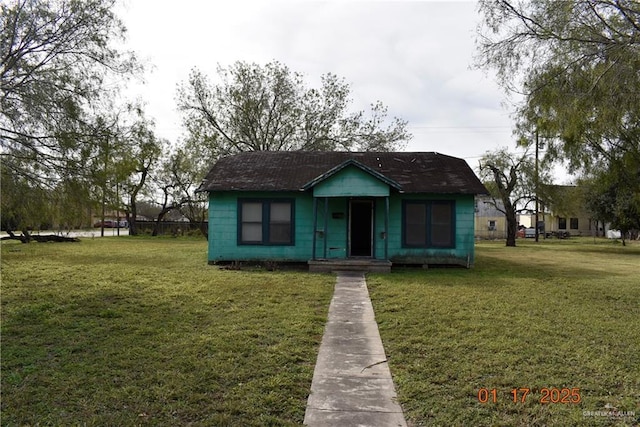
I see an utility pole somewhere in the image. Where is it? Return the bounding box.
[101,135,109,238]
[116,183,120,237]
[535,130,539,242]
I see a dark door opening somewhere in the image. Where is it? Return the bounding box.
[350,200,373,257]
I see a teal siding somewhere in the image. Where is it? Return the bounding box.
[386,194,476,266]
[208,191,315,262]
[313,166,390,197]
[208,191,477,266]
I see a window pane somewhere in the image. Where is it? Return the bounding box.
[270,203,291,222]
[405,203,426,246]
[269,202,291,243]
[431,202,452,247]
[241,202,262,243]
[242,202,262,222]
[269,224,291,243]
[558,217,567,229]
[242,223,262,242]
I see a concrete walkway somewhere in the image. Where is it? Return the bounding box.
[304,272,407,427]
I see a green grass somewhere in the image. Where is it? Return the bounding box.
[1,237,335,426]
[368,239,640,427]
[3,237,639,426]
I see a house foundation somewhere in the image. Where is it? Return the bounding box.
[308,259,392,273]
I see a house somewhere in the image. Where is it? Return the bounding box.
[520,211,594,237]
[521,185,596,237]
[197,151,487,271]
[474,196,508,240]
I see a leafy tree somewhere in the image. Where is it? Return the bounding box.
[1,0,144,236]
[1,163,51,231]
[176,61,411,157]
[478,147,545,246]
[582,154,640,244]
[476,1,640,244]
[2,99,164,235]
[116,112,165,236]
[477,1,639,217]
[1,0,140,189]
[77,103,165,236]
[149,147,207,237]
[123,139,164,236]
[52,176,95,231]
[0,160,94,233]
[83,112,122,236]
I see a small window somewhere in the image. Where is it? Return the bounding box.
[488,220,496,231]
[570,217,579,230]
[239,199,294,245]
[558,217,567,230]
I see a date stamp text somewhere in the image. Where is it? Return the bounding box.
[477,387,581,404]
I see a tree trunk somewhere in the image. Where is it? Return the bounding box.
[502,199,518,247]
[32,234,80,242]
[128,165,150,236]
[505,208,518,247]
[152,207,174,236]
[129,196,138,236]
[2,230,79,243]
[2,230,29,243]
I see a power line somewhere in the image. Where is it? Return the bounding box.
[408,126,513,135]
[409,125,511,129]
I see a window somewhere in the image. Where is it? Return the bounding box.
[405,203,426,246]
[431,202,454,247]
[570,217,579,230]
[558,217,567,230]
[269,202,292,243]
[402,200,455,248]
[241,202,263,243]
[239,199,294,245]
[488,220,496,231]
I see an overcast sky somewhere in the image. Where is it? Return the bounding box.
[119,0,530,173]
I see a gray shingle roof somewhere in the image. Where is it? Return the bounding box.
[197,151,488,194]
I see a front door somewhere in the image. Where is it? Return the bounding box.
[349,200,373,257]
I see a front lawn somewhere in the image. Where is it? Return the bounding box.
[1,237,335,426]
[368,239,640,426]
[3,237,639,426]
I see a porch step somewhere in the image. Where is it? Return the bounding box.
[308,259,392,273]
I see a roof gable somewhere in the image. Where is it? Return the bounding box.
[311,163,392,197]
[197,151,488,195]
[301,159,402,192]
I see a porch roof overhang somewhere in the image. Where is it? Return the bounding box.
[300,159,402,197]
